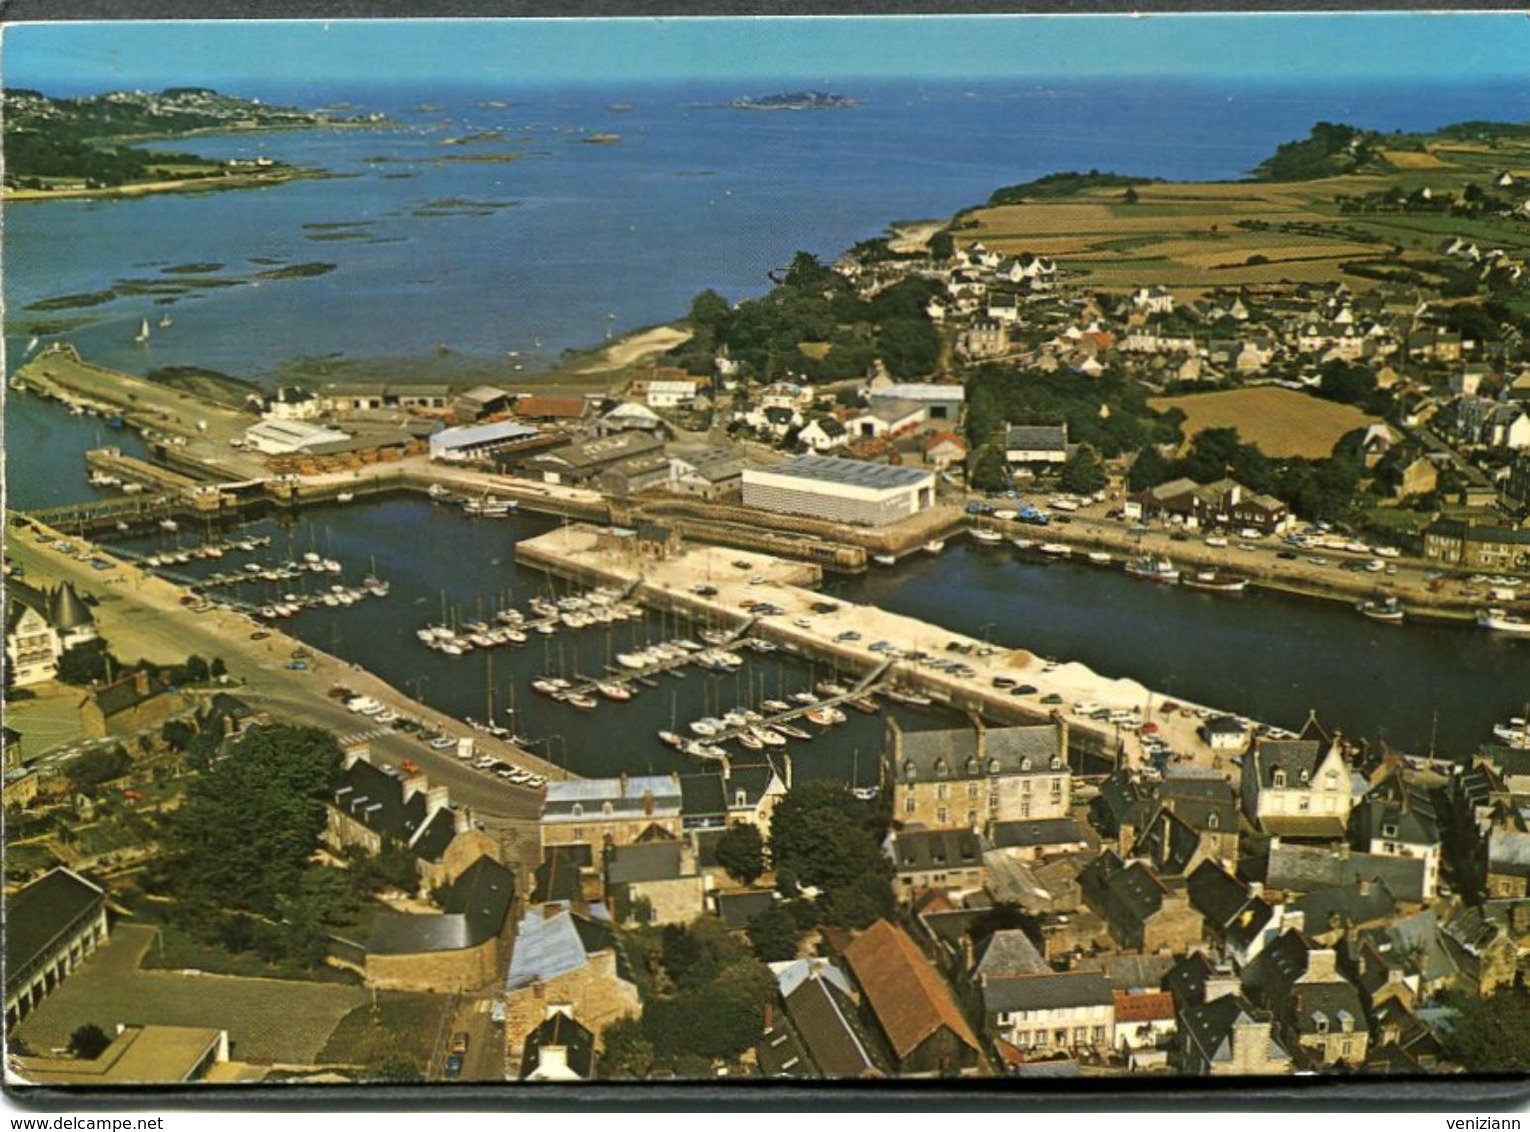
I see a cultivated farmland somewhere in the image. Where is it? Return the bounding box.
[1149,386,1382,458]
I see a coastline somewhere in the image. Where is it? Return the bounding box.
[575,324,693,374]
[1,166,331,204]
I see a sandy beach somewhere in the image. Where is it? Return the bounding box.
[576,325,693,374]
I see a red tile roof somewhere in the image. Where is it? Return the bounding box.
[1113,989,1176,1024]
[843,920,982,1059]
[516,396,589,419]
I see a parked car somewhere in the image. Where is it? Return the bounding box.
[444,1055,463,1080]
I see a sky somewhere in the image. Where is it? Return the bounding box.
[3,13,1530,94]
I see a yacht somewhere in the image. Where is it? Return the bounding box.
[1357,596,1405,624]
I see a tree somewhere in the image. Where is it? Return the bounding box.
[1440,990,1530,1072]
[598,1015,655,1080]
[65,746,131,797]
[369,1051,423,1083]
[184,654,210,684]
[1059,444,1108,495]
[744,903,802,962]
[160,725,341,920]
[967,444,1009,493]
[714,823,766,886]
[68,1024,112,1060]
[1121,185,1139,205]
[1127,446,1172,492]
[56,640,111,686]
[768,781,893,927]
[209,657,228,679]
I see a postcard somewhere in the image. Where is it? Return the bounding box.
[3,13,1530,1104]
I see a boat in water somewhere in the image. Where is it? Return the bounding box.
[872,553,898,566]
[133,318,150,344]
[336,491,355,504]
[1037,543,1072,558]
[970,527,1004,546]
[657,730,686,749]
[1477,608,1530,635]
[1087,551,1113,566]
[924,539,946,555]
[1357,596,1405,624]
[882,687,934,707]
[770,722,811,741]
[1182,569,1249,594]
[1124,555,1180,584]
[564,692,598,710]
[596,682,634,702]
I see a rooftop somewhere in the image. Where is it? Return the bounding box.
[747,453,933,491]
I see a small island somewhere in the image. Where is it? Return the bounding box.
[1,87,376,202]
[728,91,857,111]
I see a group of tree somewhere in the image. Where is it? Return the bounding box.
[1255,122,1379,181]
[601,917,778,1078]
[1439,989,1530,1073]
[666,252,940,383]
[1127,424,1365,524]
[768,781,895,930]
[144,725,356,966]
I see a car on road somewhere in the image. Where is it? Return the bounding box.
[793,617,812,628]
[444,1055,463,1080]
[1276,551,1298,560]
[1012,684,1038,696]
[250,631,271,641]
[1040,693,1064,705]
[690,584,718,597]
[451,1032,470,1056]
[835,630,861,642]
[429,735,457,751]
[283,660,308,670]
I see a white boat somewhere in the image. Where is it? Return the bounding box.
[690,717,724,737]
[158,313,173,329]
[1087,551,1112,565]
[134,318,150,344]
[336,492,355,504]
[323,559,343,574]
[872,553,898,566]
[1357,596,1405,624]
[970,528,1004,546]
[597,682,634,703]
[882,687,933,706]
[1477,608,1530,635]
[1182,569,1249,594]
[1010,537,1036,552]
[158,518,179,532]
[1124,555,1180,584]
[1037,543,1072,557]
[924,539,946,555]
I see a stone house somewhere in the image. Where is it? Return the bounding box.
[1242,931,1370,1069]
[883,827,989,902]
[884,718,1070,829]
[1240,733,1354,839]
[982,970,1116,1057]
[540,773,683,852]
[78,670,183,740]
[1080,850,1203,954]
[841,919,985,1076]
[519,1009,597,1081]
[363,855,514,993]
[604,838,707,926]
[1176,995,1292,1076]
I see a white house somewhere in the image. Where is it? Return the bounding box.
[1004,423,1070,467]
[646,380,700,410]
[1240,734,1353,839]
[983,971,1116,1056]
[798,416,849,452]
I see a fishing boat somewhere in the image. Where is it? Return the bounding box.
[1124,555,1180,584]
[597,682,634,703]
[1182,569,1249,594]
[1477,608,1530,635]
[1357,596,1405,624]
[924,539,946,555]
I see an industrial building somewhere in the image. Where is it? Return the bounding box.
[742,454,936,527]
[241,419,354,456]
[428,420,542,463]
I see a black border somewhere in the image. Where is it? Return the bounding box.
[3,0,1530,1112]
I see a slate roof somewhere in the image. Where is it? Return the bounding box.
[842,920,982,1058]
[973,929,1051,980]
[1354,790,1439,848]
[887,828,988,873]
[1265,842,1428,903]
[715,889,777,930]
[542,774,682,822]
[412,808,459,864]
[982,971,1114,1014]
[1291,877,1397,932]
[1242,932,1366,1039]
[1078,952,1177,992]
[4,868,105,996]
[506,903,628,991]
[1251,739,1329,787]
[989,818,1088,851]
[520,1011,596,1080]
[1180,995,1289,1071]
[527,431,662,472]
[1487,830,1530,879]
[1162,951,1229,1011]
[606,841,685,885]
[1186,860,1272,952]
[783,967,888,1078]
[726,763,781,809]
[50,582,93,632]
[1081,850,1174,933]
[1134,807,1208,877]
[891,722,1063,782]
[366,855,512,956]
[757,1015,813,1079]
[755,453,932,490]
[533,844,593,904]
[4,580,50,636]
[1004,424,1069,452]
[331,759,430,845]
[1362,909,1459,986]
[90,671,168,720]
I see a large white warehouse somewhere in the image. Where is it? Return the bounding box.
[742,454,936,527]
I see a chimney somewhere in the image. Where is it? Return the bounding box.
[133,668,150,697]
[455,804,474,835]
[1356,875,1372,897]
[764,1002,775,1031]
[1247,880,1264,900]
[1118,823,1136,857]
[1305,948,1338,982]
[422,783,449,816]
[643,788,654,816]
[343,744,370,770]
[961,934,976,971]
[402,772,431,804]
[620,772,629,795]
[1283,908,1305,934]
[973,715,987,760]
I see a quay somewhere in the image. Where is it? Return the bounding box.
[515,524,1243,774]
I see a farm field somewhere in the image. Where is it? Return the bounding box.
[953,133,1530,294]
[1149,385,1382,458]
